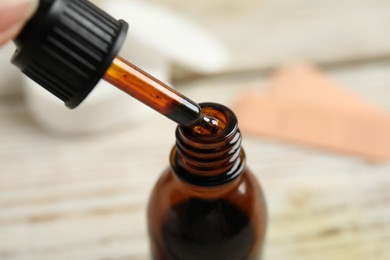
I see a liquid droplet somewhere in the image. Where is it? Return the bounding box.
[192,115,221,135]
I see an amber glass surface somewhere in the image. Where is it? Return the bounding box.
[147,103,267,260]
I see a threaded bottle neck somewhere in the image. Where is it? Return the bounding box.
[171,103,246,187]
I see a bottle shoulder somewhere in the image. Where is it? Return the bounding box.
[149,166,265,207]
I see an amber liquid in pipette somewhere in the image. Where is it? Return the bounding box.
[104,56,220,134]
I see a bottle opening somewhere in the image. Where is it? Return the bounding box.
[183,103,236,144]
[191,106,227,136]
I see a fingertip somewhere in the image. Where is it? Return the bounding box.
[0,0,39,46]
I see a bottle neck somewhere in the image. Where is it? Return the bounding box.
[170,103,246,187]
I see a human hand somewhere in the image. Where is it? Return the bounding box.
[0,0,38,46]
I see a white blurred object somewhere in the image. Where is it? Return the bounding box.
[24,80,152,134]
[23,0,227,135]
[0,43,23,96]
[106,0,227,73]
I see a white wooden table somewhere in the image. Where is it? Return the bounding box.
[1,0,390,259]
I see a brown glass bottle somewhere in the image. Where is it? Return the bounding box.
[147,103,267,260]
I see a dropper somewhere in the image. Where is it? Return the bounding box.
[104,56,201,127]
[11,0,219,133]
[104,56,220,132]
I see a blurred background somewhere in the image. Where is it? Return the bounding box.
[1,0,390,259]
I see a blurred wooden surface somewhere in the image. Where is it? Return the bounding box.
[1,0,390,259]
[153,0,390,74]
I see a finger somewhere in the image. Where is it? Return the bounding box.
[0,0,39,46]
